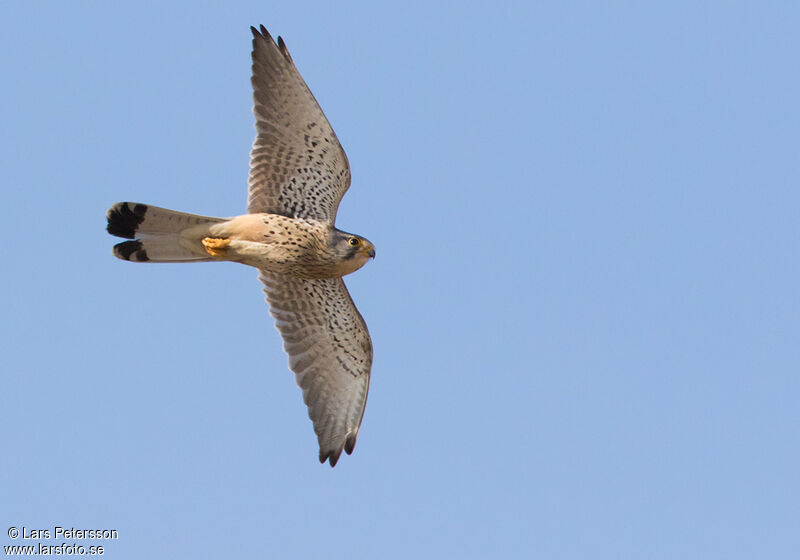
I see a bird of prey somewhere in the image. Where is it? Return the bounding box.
[106,26,374,467]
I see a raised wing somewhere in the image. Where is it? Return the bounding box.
[247,25,351,223]
[260,272,372,466]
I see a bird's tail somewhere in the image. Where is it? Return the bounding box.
[106,202,226,262]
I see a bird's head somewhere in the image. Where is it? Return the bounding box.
[331,229,375,274]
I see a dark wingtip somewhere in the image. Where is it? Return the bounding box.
[251,25,292,64]
[113,240,149,262]
[277,36,289,57]
[107,202,147,239]
[344,434,357,455]
[319,448,342,467]
[252,25,272,43]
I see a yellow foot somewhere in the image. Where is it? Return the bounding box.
[202,237,231,257]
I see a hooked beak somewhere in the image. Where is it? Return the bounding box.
[361,241,375,259]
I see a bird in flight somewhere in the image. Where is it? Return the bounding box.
[106,25,374,467]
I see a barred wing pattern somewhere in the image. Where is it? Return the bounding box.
[247,25,351,223]
[249,26,373,466]
[260,272,372,466]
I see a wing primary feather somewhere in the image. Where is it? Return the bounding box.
[344,433,357,455]
[277,36,292,60]
[323,448,342,467]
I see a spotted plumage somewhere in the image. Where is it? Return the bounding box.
[106,26,375,467]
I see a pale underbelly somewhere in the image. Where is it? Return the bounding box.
[218,239,348,279]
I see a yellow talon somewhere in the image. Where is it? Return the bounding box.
[202,237,231,257]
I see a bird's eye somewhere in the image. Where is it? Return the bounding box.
[348,237,361,247]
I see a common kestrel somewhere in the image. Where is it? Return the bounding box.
[106,26,374,467]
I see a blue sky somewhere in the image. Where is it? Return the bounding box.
[2,1,798,558]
